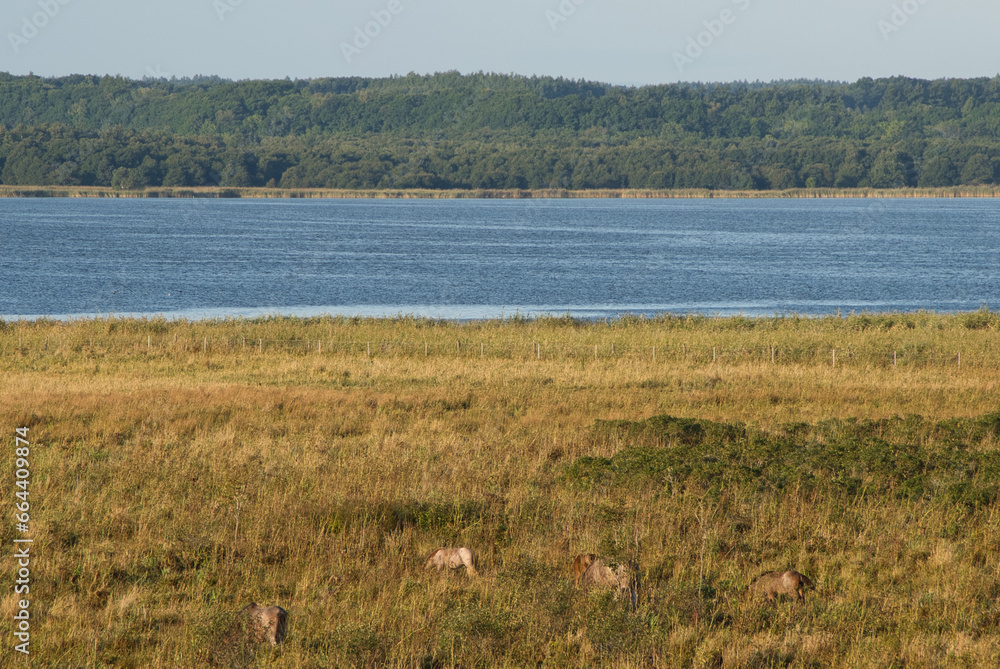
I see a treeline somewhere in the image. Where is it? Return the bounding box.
[3,71,1000,190]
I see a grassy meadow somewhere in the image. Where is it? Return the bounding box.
[2,312,1000,668]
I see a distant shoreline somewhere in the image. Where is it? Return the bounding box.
[3,185,1000,199]
[3,309,996,325]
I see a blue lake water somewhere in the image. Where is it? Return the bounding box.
[1,197,998,320]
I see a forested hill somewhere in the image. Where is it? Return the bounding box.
[3,71,1000,190]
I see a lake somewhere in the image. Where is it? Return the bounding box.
[2,197,998,320]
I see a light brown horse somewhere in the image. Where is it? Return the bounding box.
[425,547,479,576]
[239,603,288,645]
[581,558,639,611]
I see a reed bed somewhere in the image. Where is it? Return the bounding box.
[4,185,1000,199]
[1,312,999,667]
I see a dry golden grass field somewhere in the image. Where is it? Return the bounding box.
[2,312,1000,668]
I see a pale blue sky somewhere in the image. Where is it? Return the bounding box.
[2,0,995,84]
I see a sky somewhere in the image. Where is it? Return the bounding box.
[1,0,996,85]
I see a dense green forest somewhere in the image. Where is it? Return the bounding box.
[3,71,1000,190]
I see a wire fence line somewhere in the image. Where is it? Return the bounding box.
[0,334,987,369]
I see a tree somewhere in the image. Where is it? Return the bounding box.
[834,151,865,188]
[757,165,798,190]
[111,166,148,190]
[960,154,994,184]
[800,163,833,188]
[869,150,911,188]
[918,155,958,187]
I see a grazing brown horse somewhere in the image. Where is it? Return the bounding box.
[748,570,815,604]
[571,553,597,587]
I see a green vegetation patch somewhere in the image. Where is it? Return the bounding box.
[567,413,1000,504]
